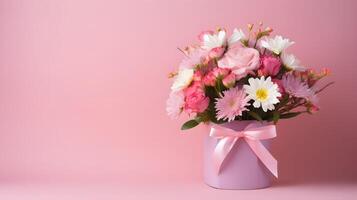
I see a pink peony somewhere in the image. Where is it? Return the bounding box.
[183,82,209,114]
[217,45,260,80]
[215,87,250,122]
[222,73,236,88]
[258,55,281,76]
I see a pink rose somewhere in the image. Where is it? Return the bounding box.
[184,82,209,114]
[222,73,236,88]
[217,45,260,80]
[258,55,281,77]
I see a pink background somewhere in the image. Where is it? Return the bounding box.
[0,0,357,198]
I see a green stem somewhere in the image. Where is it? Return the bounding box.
[315,81,334,94]
[253,39,258,48]
[280,99,306,113]
[214,86,222,98]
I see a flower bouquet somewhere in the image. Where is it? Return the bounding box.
[166,23,332,189]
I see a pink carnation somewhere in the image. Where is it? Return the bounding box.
[202,67,230,86]
[183,82,209,114]
[193,70,203,82]
[258,55,281,76]
[218,45,260,80]
[203,72,216,86]
[215,87,250,122]
[212,67,230,77]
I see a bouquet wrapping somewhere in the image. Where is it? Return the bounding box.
[166,23,332,189]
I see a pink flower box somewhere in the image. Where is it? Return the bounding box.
[203,121,274,189]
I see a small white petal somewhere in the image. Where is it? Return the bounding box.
[201,31,227,50]
[228,28,245,45]
[253,101,260,108]
[261,35,294,54]
[262,104,268,112]
[281,53,306,71]
[171,69,194,91]
[261,41,269,49]
[248,78,255,86]
[218,30,227,42]
[203,34,210,42]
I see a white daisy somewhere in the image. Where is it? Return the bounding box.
[171,68,194,92]
[281,53,306,71]
[227,28,246,45]
[243,77,282,112]
[261,35,294,55]
[202,30,227,50]
[202,28,245,50]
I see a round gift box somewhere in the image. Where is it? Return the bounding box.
[203,120,275,190]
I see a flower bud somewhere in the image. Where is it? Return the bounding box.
[222,73,236,88]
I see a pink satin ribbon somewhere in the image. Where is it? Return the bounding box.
[209,123,278,178]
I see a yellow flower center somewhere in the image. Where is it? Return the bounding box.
[256,88,269,101]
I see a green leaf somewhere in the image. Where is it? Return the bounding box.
[204,86,219,99]
[273,112,280,124]
[215,77,227,93]
[196,112,209,122]
[181,120,200,130]
[248,111,263,122]
[280,112,302,119]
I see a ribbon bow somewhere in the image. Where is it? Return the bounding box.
[210,123,278,178]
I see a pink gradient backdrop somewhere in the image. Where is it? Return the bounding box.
[0,0,356,186]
